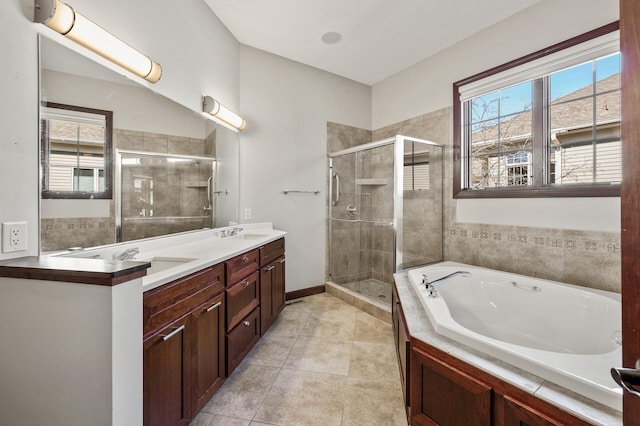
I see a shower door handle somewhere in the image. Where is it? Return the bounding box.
[332,172,340,206]
[207,177,213,204]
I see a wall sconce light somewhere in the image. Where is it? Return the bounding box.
[202,96,247,132]
[34,0,162,83]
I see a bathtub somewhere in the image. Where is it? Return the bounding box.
[408,261,622,411]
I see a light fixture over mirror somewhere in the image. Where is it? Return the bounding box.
[34,0,162,83]
[202,95,247,132]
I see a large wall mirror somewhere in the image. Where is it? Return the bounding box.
[39,35,240,253]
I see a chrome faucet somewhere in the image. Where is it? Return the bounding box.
[423,271,471,297]
[112,247,139,261]
[229,227,243,236]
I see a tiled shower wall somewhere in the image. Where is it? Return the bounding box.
[327,106,621,294]
[40,129,214,252]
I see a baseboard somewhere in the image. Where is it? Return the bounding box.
[285,285,325,301]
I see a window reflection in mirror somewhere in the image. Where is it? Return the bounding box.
[41,102,113,199]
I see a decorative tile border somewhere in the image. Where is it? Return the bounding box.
[447,223,620,255]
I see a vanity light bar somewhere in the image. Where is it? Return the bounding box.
[202,96,247,132]
[34,0,162,83]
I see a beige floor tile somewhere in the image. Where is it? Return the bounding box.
[348,341,400,382]
[342,377,408,426]
[283,336,353,375]
[253,368,348,426]
[190,412,251,425]
[299,309,357,341]
[265,308,309,336]
[201,362,280,420]
[243,332,298,367]
[353,310,394,343]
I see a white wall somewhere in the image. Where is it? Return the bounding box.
[0,0,239,259]
[372,0,620,232]
[239,46,371,292]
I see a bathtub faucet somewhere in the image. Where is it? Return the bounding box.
[423,271,471,297]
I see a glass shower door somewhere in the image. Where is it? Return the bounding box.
[329,151,364,290]
[329,142,396,301]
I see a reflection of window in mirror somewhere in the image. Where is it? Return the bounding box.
[404,145,430,191]
[40,102,113,199]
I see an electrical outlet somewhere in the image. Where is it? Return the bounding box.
[2,222,27,253]
[244,208,252,220]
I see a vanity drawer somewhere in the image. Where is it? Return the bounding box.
[143,264,225,338]
[226,270,259,331]
[260,238,285,266]
[226,306,260,375]
[225,249,259,284]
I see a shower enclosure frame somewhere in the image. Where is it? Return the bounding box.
[328,135,444,293]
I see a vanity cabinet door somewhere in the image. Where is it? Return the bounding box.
[260,255,285,335]
[192,293,226,415]
[411,345,492,426]
[144,315,192,426]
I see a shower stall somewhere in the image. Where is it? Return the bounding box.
[328,135,444,304]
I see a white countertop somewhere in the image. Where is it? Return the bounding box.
[54,223,286,291]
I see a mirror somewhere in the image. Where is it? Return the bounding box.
[39,35,240,253]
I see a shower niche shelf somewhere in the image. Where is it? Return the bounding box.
[355,178,388,186]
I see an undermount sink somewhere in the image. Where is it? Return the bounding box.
[145,257,196,275]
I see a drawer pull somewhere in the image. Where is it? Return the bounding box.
[242,255,249,263]
[243,280,250,287]
[205,301,222,313]
[279,258,286,263]
[265,265,275,272]
[243,320,251,326]
[161,325,185,342]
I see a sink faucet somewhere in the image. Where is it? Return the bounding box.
[112,247,140,261]
[423,271,471,297]
[229,227,243,236]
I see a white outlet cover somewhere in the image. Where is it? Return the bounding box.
[2,222,27,253]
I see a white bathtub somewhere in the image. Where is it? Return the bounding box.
[408,261,622,411]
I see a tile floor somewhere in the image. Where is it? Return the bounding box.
[190,292,408,426]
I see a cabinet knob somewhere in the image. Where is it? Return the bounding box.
[242,255,249,263]
[243,280,250,287]
[243,320,251,326]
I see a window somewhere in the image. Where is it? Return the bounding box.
[453,22,620,198]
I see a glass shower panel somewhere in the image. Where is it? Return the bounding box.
[401,141,443,269]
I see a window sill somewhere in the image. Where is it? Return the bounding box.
[454,184,620,199]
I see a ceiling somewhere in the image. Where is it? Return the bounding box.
[204,0,542,86]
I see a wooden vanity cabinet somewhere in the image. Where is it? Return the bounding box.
[259,238,286,335]
[143,264,225,426]
[225,249,261,375]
